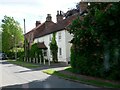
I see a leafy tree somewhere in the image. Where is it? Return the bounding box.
[68,2,120,80]
[1,16,24,53]
[50,33,58,62]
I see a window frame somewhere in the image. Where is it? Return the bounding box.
[58,32,61,40]
[59,48,62,56]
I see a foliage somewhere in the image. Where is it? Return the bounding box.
[6,48,24,59]
[30,43,43,62]
[68,2,120,80]
[49,33,58,62]
[1,15,24,53]
[17,51,24,60]
[70,46,76,69]
[30,43,38,58]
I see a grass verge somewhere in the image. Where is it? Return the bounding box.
[43,69,120,88]
[7,60,40,69]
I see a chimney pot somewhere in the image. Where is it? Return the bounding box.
[60,10,62,15]
[46,14,52,21]
[36,21,41,27]
[56,10,63,23]
[57,11,59,15]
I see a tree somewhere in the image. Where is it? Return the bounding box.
[50,33,58,63]
[1,15,24,53]
[68,2,120,80]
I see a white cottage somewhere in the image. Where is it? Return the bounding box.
[25,2,88,63]
[33,12,78,63]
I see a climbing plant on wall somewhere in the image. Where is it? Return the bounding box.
[49,33,58,63]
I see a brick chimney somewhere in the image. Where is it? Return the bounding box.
[45,14,55,29]
[36,21,41,27]
[46,14,52,22]
[56,10,63,23]
[80,2,88,13]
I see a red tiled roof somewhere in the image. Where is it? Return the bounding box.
[25,23,44,36]
[34,14,79,39]
[26,14,80,40]
[34,21,56,39]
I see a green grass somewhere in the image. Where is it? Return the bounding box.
[7,60,40,69]
[43,69,120,88]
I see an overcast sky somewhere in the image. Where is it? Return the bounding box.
[0,0,80,33]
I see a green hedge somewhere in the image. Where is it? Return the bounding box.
[70,46,120,80]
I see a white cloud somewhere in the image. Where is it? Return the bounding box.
[0,0,80,33]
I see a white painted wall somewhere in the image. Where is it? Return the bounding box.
[65,30,73,62]
[56,30,66,62]
[34,34,52,61]
[34,29,73,62]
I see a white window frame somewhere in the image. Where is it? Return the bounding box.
[59,48,62,56]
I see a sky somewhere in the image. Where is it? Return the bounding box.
[0,0,80,33]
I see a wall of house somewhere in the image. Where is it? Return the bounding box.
[65,30,73,62]
[56,30,66,62]
[34,30,73,62]
[34,34,51,60]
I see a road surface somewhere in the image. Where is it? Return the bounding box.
[0,60,97,88]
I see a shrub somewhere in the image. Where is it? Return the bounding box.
[49,33,58,63]
[29,43,44,63]
[70,46,76,69]
[68,2,120,81]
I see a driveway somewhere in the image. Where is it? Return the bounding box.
[0,60,97,88]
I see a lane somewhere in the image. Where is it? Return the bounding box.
[0,60,97,88]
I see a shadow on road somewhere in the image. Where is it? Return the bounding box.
[14,62,69,73]
[1,60,97,88]
[0,60,11,65]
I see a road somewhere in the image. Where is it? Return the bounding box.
[0,60,97,88]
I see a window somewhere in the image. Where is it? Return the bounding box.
[58,32,61,40]
[59,48,62,56]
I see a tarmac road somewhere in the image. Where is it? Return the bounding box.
[0,60,97,88]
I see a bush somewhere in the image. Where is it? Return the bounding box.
[7,51,15,59]
[68,2,120,81]
[17,51,24,60]
[29,43,44,63]
[70,45,120,80]
[70,46,76,69]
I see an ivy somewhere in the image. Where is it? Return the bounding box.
[50,33,58,63]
